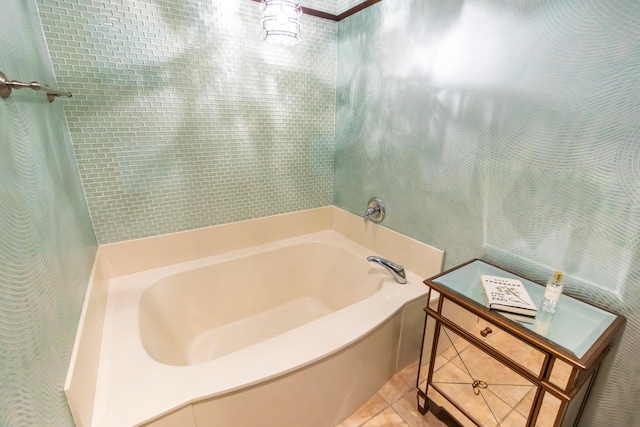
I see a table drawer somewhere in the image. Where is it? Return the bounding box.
[440,297,548,378]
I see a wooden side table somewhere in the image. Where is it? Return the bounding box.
[417,259,625,427]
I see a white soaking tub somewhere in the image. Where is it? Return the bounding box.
[139,240,386,366]
[66,208,444,427]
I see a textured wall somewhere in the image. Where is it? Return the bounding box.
[0,1,97,426]
[335,0,640,425]
[305,0,337,15]
[336,0,369,14]
[38,0,336,244]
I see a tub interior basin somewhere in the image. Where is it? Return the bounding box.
[139,242,384,366]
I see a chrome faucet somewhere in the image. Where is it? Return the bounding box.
[364,206,379,223]
[364,197,385,223]
[367,256,407,284]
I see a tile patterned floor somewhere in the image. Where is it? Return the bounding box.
[335,360,449,427]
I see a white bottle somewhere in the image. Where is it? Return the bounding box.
[541,271,564,314]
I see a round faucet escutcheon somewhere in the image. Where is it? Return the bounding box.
[364,197,385,223]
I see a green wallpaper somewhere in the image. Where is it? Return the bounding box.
[335,0,640,425]
[0,1,97,426]
[38,0,337,244]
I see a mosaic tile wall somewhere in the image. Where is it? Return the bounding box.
[38,0,337,243]
[0,1,97,426]
[335,1,640,425]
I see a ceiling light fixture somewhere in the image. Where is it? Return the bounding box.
[261,0,302,46]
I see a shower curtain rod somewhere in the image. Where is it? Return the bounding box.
[0,71,72,103]
[0,2,381,105]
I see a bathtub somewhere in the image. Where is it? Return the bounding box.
[139,240,387,366]
[67,207,444,427]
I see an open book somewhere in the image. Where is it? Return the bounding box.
[480,275,537,317]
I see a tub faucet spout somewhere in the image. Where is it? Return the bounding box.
[367,256,407,284]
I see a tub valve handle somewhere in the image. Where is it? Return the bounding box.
[364,198,385,224]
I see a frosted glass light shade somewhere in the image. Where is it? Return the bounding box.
[261,0,302,46]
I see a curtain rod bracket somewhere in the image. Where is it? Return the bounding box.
[0,71,72,103]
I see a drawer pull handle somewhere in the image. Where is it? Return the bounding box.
[480,327,493,337]
[472,380,488,395]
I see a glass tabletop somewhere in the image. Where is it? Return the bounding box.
[432,260,617,359]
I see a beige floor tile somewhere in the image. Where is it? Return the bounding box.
[398,360,420,386]
[335,393,389,427]
[337,357,447,427]
[392,390,448,427]
[362,407,408,427]
[380,370,414,404]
